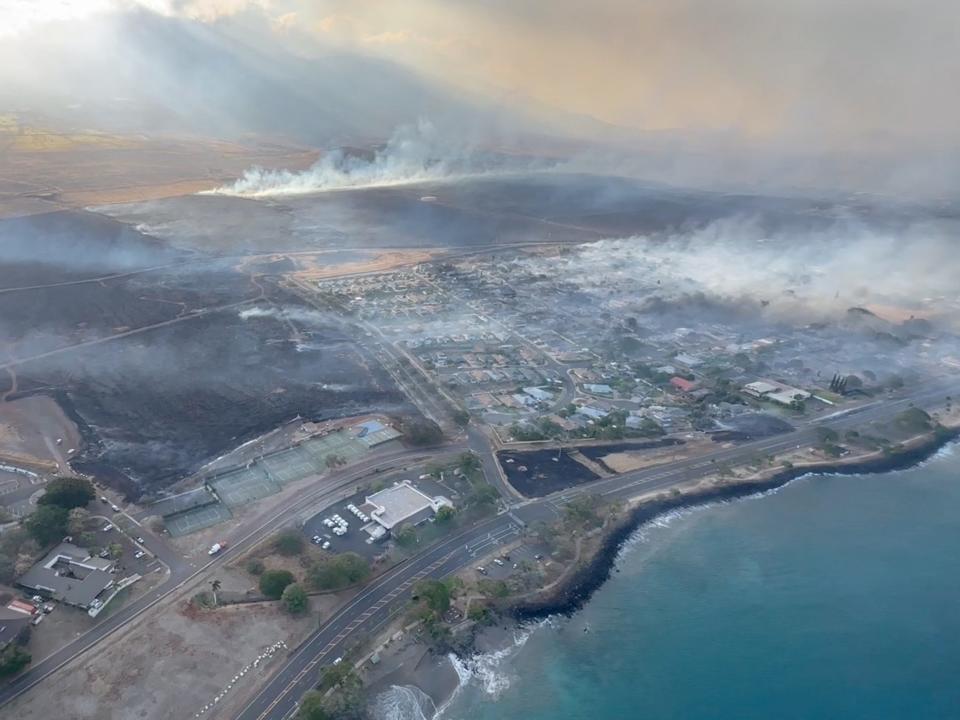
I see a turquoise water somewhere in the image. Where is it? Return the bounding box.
[443,445,960,720]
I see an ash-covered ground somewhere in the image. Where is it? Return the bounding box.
[0,211,409,499]
[4,171,957,499]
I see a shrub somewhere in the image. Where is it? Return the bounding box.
[274,530,305,557]
[259,569,295,599]
[246,558,265,575]
[307,553,370,591]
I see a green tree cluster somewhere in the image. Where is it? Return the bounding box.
[0,643,31,677]
[24,505,69,546]
[38,477,95,510]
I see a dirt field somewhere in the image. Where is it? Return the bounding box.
[291,248,440,280]
[595,438,714,474]
[4,582,341,720]
[0,395,82,472]
[0,130,317,218]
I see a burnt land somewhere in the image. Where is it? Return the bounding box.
[0,211,411,499]
[498,448,600,497]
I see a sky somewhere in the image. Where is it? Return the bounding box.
[2,0,960,195]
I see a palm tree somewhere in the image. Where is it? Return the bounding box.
[210,579,221,606]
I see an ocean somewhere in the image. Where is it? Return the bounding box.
[433,444,960,720]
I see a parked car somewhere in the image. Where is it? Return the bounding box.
[134,550,145,559]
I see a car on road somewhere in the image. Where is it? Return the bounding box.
[110,504,120,512]
[99,496,109,504]
[102,523,113,532]
[208,542,227,555]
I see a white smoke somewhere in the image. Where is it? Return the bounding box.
[207,120,511,198]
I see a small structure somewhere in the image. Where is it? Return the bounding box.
[0,606,30,650]
[583,383,614,396]
[18,543,115,610]
[360,482,452,536]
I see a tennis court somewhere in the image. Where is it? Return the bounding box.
[262,446,319,485]
[301,431,367,463]
[165,503,233,537]
[209,465,280,507]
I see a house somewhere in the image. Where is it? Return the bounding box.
[743,380,811,406]
[17,543,115,610]
[583,383,614,396]
[670,376,698,393]
[522,387,554,403]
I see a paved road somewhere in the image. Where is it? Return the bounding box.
[236,380,960,720]
[0,445,462,709]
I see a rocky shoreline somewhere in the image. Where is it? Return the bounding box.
[509,426,960,620]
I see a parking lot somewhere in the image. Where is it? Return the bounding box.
[301,490,384,560]
[85,513,162,577]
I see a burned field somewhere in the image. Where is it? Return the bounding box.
[0,211,410,499]
[498,448,601,497]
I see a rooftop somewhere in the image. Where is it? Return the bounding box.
[364,482,450,530]
[18,543,114,608]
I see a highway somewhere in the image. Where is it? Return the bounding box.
[235,380,960,720]
[0,445,463,709]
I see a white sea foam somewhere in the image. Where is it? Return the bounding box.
[371,684,437,720]
[432,624,543,718]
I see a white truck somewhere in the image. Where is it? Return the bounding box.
[208,542,227,555]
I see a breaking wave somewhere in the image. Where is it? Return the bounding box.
[205,120,518,198]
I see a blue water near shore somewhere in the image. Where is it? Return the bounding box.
[442,445,960,720]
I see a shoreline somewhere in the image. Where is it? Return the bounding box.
[510,426,960,620]
[365,424,960,717]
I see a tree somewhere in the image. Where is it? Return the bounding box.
[210,579,221,606]
[24,505,69,546]
[273,529,305,557]
[393,524,417,548]
[414,579,451,616]
[246,558,265,575]
[259,569,295,599]
[401,418,444,446]
[37,477,95,510]
[452,409,470,427]
[0,644,31,677]
[297,691,332,720]
[325,454,345,469]
[435,505,456,525]
[458,452,481,473]
[282,583,308,614]
[468,483,499,510]
[67,507,89,536]
[108,542,123,559]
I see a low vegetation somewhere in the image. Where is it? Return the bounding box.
[306,553,370,591]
